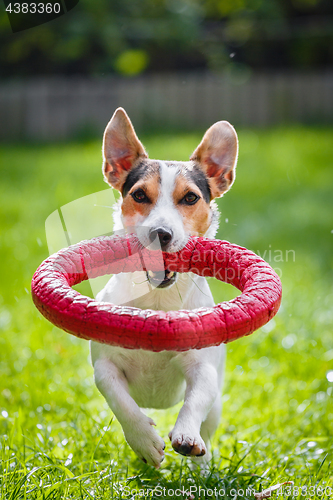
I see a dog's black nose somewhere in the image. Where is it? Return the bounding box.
[149,228,173,250]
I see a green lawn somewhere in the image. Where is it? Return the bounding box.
[0,127,333,499]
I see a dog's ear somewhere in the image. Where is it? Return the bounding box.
[190,121,238,199]
[103,108,148,190]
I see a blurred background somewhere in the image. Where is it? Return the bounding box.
[1,0,333,494]
[1,0,333,139]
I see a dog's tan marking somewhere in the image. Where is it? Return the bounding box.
[121,172,161,225]
[172,175,211,237]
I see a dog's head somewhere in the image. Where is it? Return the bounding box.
[102,108,238,287]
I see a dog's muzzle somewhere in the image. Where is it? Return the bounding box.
[146,269,177,289]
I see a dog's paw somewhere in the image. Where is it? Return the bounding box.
[168,428,207,457]
[123,417,165,468]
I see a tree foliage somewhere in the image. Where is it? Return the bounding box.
[1,0,333,77]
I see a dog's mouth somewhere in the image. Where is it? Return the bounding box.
[146,269,177,289]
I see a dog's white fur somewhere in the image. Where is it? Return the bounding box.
[90,108,238,468]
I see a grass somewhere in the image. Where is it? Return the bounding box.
[0,127,333,499]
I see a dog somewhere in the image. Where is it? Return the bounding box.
[90,108,238,468]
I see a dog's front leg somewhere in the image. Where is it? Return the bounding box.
[169,356,220,459]
[93,358,165,468]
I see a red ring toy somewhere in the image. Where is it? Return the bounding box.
[31,235,282,352]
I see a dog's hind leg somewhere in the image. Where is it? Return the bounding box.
[93,358,165,468]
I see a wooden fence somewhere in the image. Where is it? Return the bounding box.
[1,71,333,141]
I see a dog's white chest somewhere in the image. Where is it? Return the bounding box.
[91,271,218,410]
[91,343,186,409]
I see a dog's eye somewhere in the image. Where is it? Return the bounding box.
[131,189,149,203]
[182,192,199,205]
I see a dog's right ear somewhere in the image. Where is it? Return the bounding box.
[102,108,148,191]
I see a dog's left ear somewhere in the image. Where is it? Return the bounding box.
[190,121,238,199]
[103,108,148,191]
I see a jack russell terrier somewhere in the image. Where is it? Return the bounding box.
[90,108,238,468]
